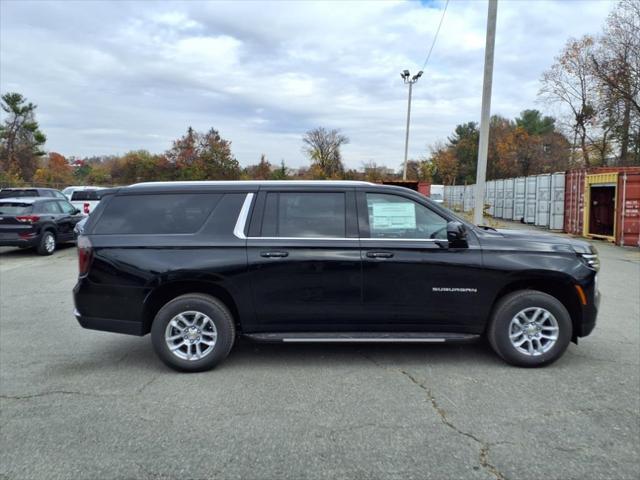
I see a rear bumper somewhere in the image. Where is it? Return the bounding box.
[74,309,145,336]
[0,236,39,247]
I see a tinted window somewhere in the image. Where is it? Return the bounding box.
[0,189,38,198]
[57,200,77,214]
[94,194,218,234]
[53,191,67,199]
[38,201,62,214]
[71,190,101,201]
[0,202,33,215]
[262,192,346,238]
[366,193,447,239]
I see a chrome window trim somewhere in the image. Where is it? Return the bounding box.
[247,236,441,242]
[233,193,254,239]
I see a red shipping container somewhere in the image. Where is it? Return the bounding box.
[564,167,640,246]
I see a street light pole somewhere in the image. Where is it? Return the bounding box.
[401,70,422,181]
[473,0,498,225]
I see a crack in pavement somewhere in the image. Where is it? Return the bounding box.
[399,369,507,480]
[0,390,110,400]
[359,351,507,480]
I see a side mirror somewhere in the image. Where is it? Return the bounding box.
[446,221,467,247]
[73,208,82,215]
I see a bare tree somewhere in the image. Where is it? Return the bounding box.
[540,36,598,166]
[302,127,349,178]
[591,0,640,164]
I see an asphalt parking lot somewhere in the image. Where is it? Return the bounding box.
[1,228,639,480]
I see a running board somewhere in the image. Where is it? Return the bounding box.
[243,332,480,343]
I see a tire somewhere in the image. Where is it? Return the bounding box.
[36,231,56,256]
[487,290,572,367]
[151,293,236,372]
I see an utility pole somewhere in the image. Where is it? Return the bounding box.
[473,0,498,225]
[401,70,423,181]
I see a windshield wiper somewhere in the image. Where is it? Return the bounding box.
[477,225,498,231]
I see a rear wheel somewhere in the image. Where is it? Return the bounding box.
[36,231,56,255]
[151,294,236,372]
[487,290,572,367]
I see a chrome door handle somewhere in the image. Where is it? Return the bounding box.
[260,251,289,258]
[366,251,394,259]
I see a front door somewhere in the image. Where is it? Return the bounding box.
[247,189,362,332]
[358,191,485,333]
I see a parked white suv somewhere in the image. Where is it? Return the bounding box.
[62,186,103,200]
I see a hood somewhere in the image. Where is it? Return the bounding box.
[476,227,595,254]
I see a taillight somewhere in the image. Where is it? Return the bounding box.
[83,203,90,214]
[16,215,40,223]
[77,236,93,276]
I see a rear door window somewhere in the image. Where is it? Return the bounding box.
[93,194,219,234]
[261,192,346,238]
[57,200,77,214]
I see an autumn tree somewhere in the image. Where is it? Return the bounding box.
[404,159,433,182]
[0,92,47,181]
[429,144,458,185]
[302,127,349,178]
[32,152,73,186]
[167,127,240,180]
[110,150,173,184]
[243,154,272,179]
[362,161,387,182]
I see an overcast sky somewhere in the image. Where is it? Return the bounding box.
[0,0,614,170]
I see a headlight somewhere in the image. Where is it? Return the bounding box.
[580,253,600,271]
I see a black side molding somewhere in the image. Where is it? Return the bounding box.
[243,332,480,343]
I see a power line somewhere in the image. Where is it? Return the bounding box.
[421,0,450,71]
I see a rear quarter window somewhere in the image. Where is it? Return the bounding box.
[93,194,220,234]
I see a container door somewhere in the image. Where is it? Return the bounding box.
[503,179,514,220]
[535,174,551,227]
[525,177,537,224]
[487,181,495,216]
[495,180,504,219]
[514,177,526,221]
[550,173,565,230]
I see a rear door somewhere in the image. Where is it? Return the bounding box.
[246,188,362,332]
[56,199,83,240]
[358,190,486,333]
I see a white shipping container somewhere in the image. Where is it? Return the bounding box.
[514,177,526,221]
[535,174,551,227]
[494,179,504,218]
[525,176,538,224]
[550,172,565,230]
[503,178,515,220]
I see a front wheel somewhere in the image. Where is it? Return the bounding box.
[151,294,236,372]
[487,290,572,367]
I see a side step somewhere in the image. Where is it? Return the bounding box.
[243,332,480,343]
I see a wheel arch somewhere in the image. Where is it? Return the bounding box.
[142,280,240,335]
[489,274,583,342]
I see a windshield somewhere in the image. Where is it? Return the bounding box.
[0,202,33,215]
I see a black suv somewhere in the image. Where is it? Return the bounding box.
[0,197,84,254]
[74,181,600,371]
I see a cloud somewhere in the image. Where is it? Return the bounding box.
[0,0,614,170]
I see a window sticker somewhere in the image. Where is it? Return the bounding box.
[371,202,416,230]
